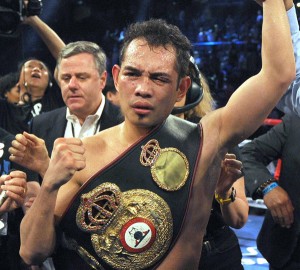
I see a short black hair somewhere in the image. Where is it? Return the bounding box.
[120,19,192,79]
[0,72,19,98]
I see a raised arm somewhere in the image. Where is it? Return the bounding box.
[23,16,65,60]
[211,0,295,148]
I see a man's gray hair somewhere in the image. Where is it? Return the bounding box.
[56,41,107,75]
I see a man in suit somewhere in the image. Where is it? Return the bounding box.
[241,114,300,270]
[9,41,123,179]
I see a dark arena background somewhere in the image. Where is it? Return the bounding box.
[1,1,300,269]
[2,0,296,108]
[0,0,268,107]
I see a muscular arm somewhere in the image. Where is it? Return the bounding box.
[20,179,58,264]
[162,2,295,268]
[20,138,85,265]
[213,0,295,149]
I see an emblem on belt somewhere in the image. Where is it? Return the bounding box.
[140,139,189,191]
[120,217,156,253]
[77,182,122,233]
[76,183,173,270]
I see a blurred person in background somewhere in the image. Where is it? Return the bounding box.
[102,77,120,107]
[0,72,20,104]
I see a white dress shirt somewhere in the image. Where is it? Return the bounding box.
[64,94,106,139]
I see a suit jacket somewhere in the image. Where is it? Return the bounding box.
[241,114,300,268]
[30,99,123,155]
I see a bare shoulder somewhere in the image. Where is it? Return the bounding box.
[79,124,125,181]
[83,125,121,150]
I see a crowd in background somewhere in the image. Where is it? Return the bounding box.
[0,0,273,107]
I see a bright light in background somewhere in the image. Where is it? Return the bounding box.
[297,2,300,8]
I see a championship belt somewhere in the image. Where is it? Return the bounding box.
[76,183,173,270]
[60,115,202,270]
